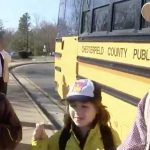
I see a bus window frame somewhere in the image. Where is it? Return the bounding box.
[91,5,110,33]
[79,0,150,41]
[57,0,82,38]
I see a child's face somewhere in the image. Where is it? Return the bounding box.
[69,101,97,128]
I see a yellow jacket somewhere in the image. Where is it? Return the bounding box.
[32,124,121,150]
[0,50,11,82]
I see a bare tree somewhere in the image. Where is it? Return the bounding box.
[31,20,57,55]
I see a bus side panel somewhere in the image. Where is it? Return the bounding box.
[55,41,63,98]
[78,62,150,99]
[55,37,78,99]
[77,41,150,141]
[103,93,137,140]
[78,42,150,68]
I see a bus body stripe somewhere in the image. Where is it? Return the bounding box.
[77,75,139,106]
[77,56,150,78]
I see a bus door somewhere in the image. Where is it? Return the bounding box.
[55,0,81,99]
[56,37,78,99]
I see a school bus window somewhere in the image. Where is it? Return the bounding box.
[81,11,91,33]
[142,20,150,28]
[93,0,109,7]
[58,0,65,21]
[92,6,109,32]
[83,0,91,11]
[145,0,150,3]
[57,0,66,37]
[57,19,68,37]
[112,0,136,30]
[64,0,81,35]
[57,0,81,37]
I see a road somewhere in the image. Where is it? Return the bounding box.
[12,63,65,128]
[13,63,60,100]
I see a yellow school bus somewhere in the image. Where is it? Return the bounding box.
[55,0,150,141]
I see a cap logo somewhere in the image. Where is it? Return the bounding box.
[72,81,87,93]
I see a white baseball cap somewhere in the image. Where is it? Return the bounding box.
[66,79,95,101]
[141,2,150,22]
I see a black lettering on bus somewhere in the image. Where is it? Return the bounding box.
[133,49,150,61]
[82,46,87,53]
[82,46,104,55]
[141,49,150,61]
[108,47,112,56]
[133,49,138,59]
[108,47,127,58]
[97,47,104,55]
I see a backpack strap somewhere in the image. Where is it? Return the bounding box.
[59,127,71,150]
[100,125,116,150]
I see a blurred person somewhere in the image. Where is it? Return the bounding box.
[32,79,121,150]
[117,92,150,150]
[0,31,11,95]
[0,92,22,150]
[117,3,150,150]
[141,2,150,22]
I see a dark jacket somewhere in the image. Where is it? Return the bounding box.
[0,93,22,150]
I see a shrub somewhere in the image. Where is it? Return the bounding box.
[18,51,29,58]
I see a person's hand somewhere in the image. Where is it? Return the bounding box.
[33,122,48,140]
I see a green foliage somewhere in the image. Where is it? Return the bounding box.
[18,12,31,52]
[18,51,29,58]
[0,19,3,31]
[0,20,5,39]
[18,13,30,33]
[10,31,26,51]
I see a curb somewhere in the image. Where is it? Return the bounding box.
[10,74,51,125]
[9,61,64,129]
[23,76,65,112]
[9,61,53,71]
[11,71,62,130]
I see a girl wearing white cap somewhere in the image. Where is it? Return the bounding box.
[32,79,121,150]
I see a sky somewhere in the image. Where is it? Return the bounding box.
[0,0,60,30]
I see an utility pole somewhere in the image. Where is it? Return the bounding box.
[26,27,28,52]
[26,17,29,52]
